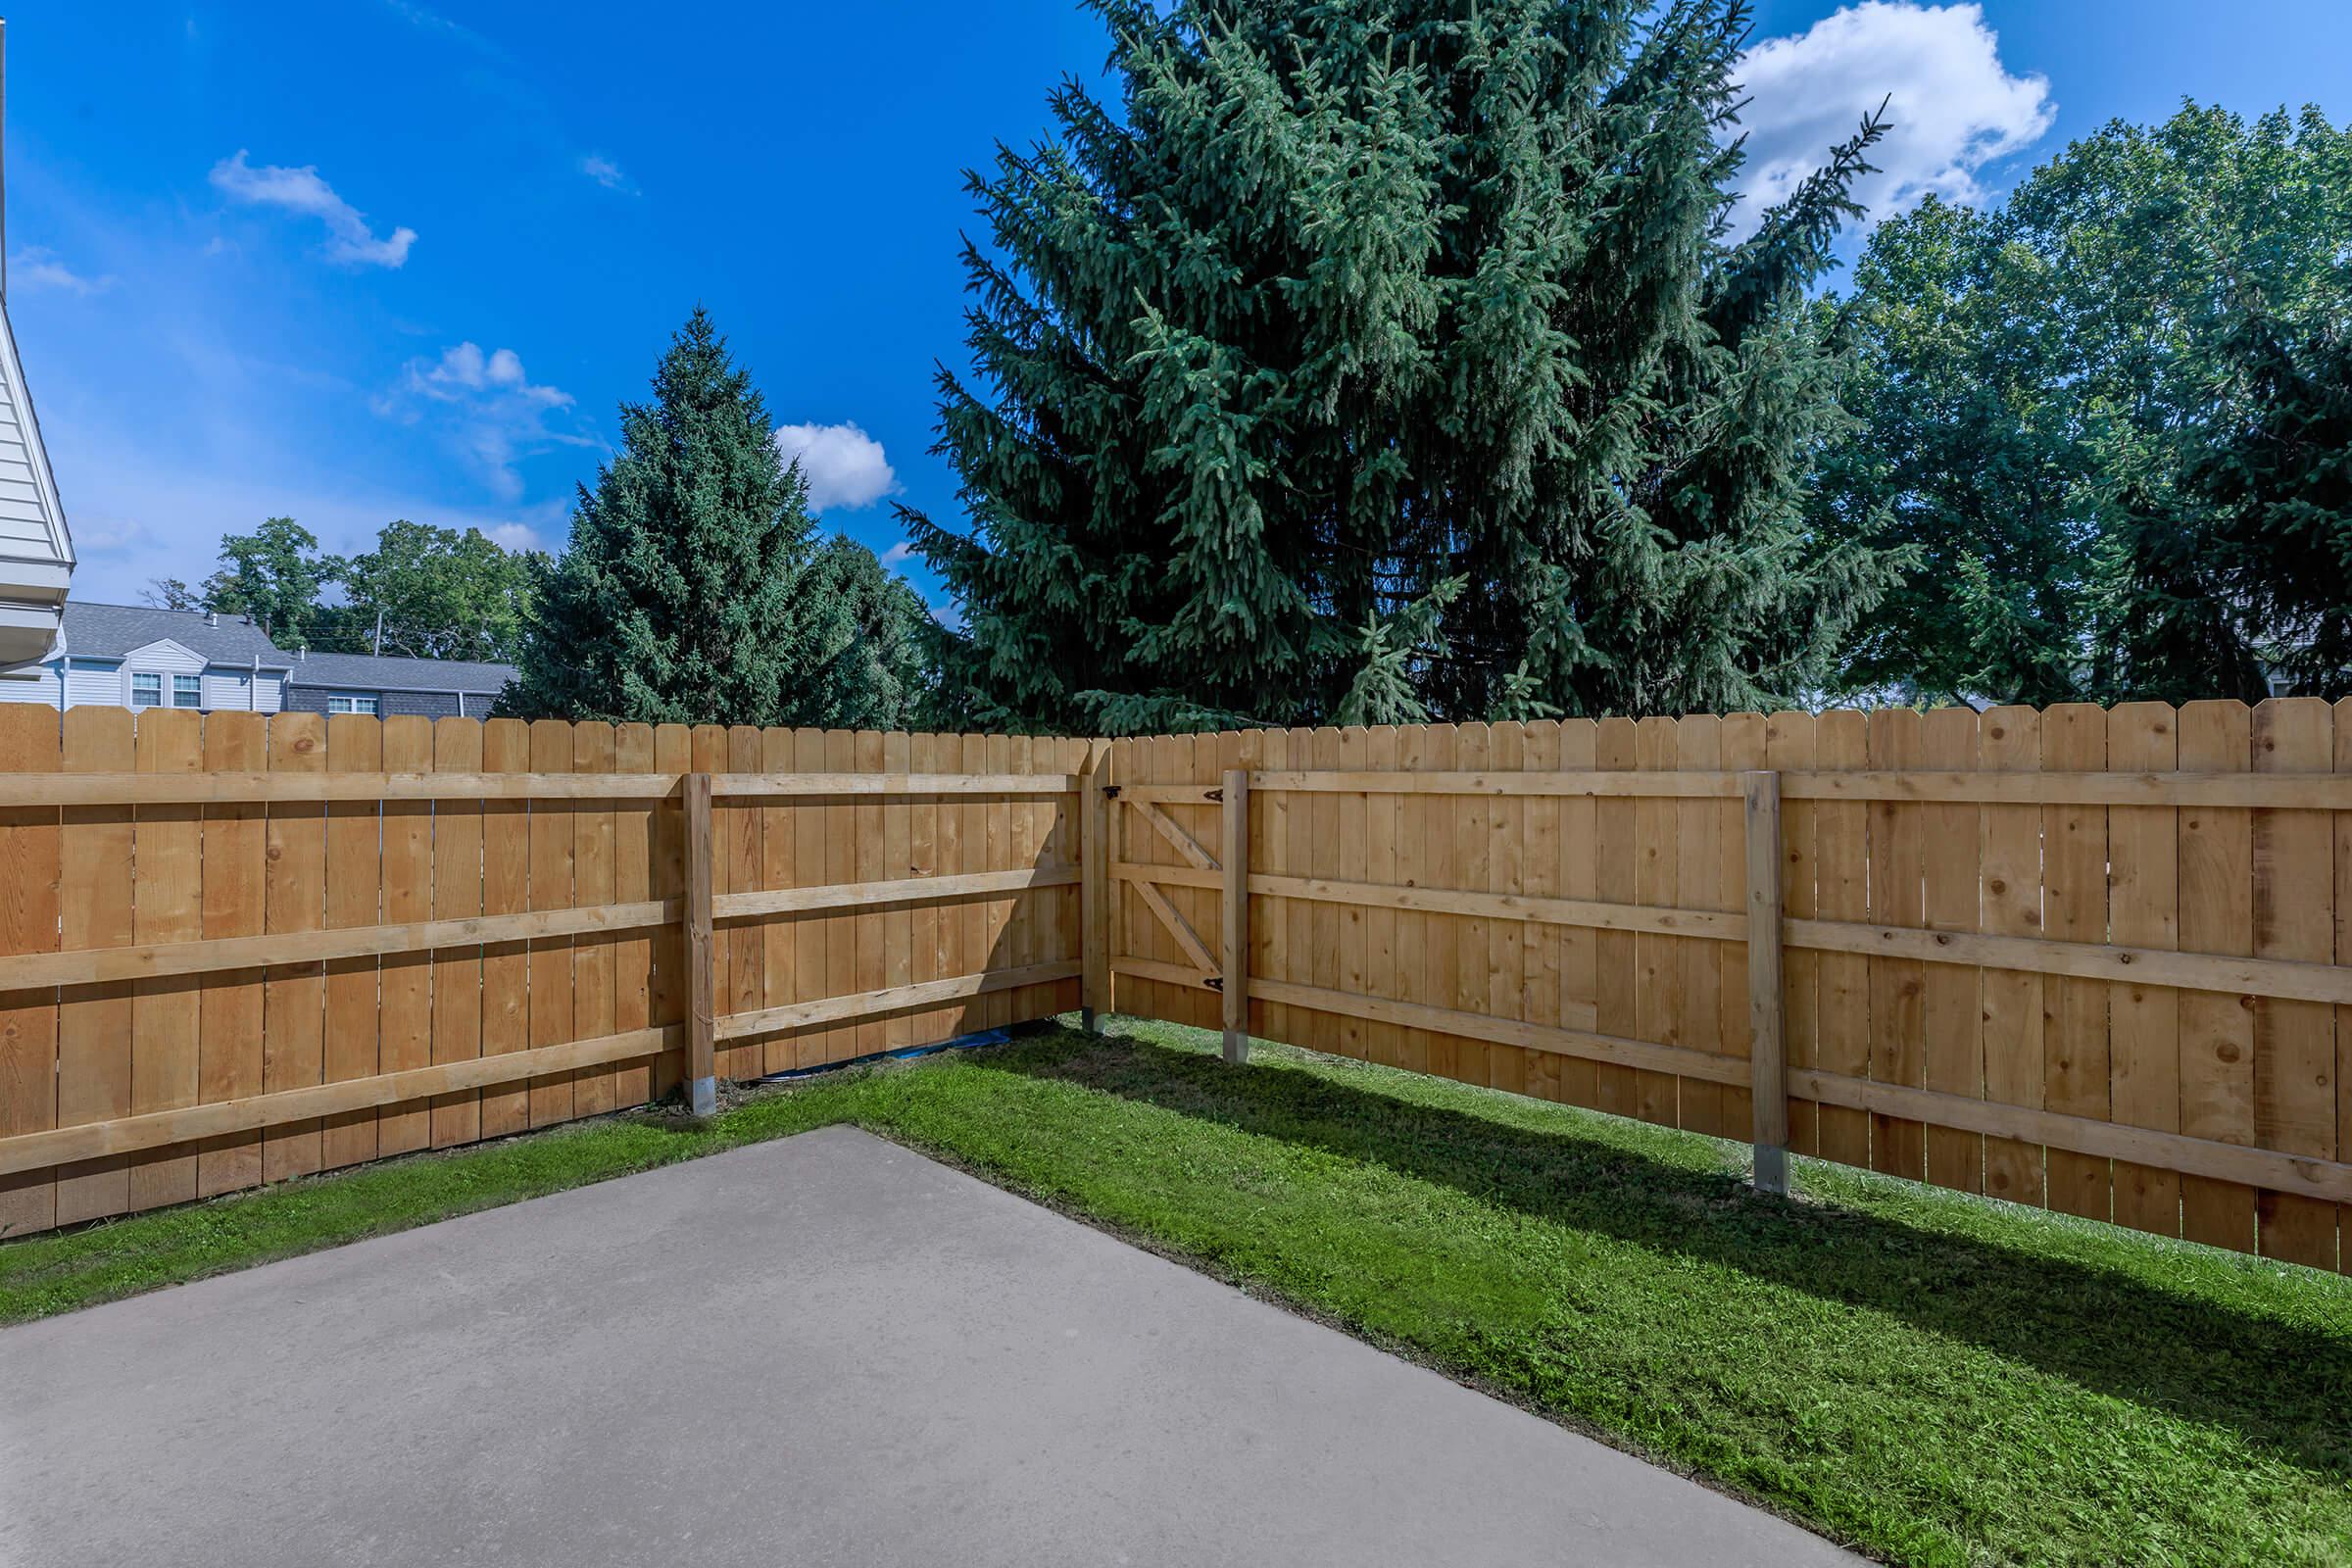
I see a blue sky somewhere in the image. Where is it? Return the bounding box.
[10,1,2352,613]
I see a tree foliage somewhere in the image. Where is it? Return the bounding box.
[906,0,1901,734]
[148,517,548,661]
[335,520,548,662]
[175,516,340,649]
[2181,316,2352,697]
[505,309,930,727]
[1820,102,2352,704]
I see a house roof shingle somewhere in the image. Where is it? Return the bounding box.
[286,651,516,696]
[63,601,288,665]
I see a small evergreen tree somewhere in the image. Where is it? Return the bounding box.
[905,0,1900,733]
[802,533,941,729]
[508,309,926,726]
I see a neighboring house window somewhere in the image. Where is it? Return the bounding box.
[172,674,203,709]
[327,692,379,715]
[130,672,162,709]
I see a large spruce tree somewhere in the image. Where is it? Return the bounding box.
[508,309,927,727]
[905,0,1898,732]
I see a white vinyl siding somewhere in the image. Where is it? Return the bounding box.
[0,403,57,550]
[0,661,62,704]
[65,658,125,707]
[122,639,208,677]
[203,669,272,710]
[0,296,71,569]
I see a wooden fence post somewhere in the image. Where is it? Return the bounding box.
[1080,743,1109,1033]
[1742,768,1789,1195]
[1220,767,1249,1063]
[682,771,717,1116]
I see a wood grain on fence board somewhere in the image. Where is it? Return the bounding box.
[2252,698,2337,1268]
[0,708,62,1235]
[260,711,326,1185]
[1765,712,1818,1157]
[2178,701,2257,1251]
[379,715,437,1156]
[430,717,486,1148]
[479,718,531,1139]
[613,723,657,1104]
[129,710,203,1211]
[1921,706,1986,1197]
[195,712,266,1196]
[321,713,383,1172]
[572,722,619,1116]
[2108,702,2181,1235]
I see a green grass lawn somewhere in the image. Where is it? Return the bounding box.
[4,1018,2347,1566]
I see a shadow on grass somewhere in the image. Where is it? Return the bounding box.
[969,1026,2352,1483]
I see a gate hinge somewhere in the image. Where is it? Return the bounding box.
[1204,787,1224,803]
[1101,784,1122,801]
[1203,975,1225,992]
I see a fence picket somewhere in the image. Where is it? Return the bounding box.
[612,723,656,1104]
[2045,704,2113,1221]
[0,708,61,1235]
[2251,699,2336,1267]
[1677,713,1724,1137]
[128,710,203,1210]
[430,718,486,1147]
[1921,707,1986,1196]
[2108,702,2180,1234]
[479,718,532,1138]
[321,714,383,1171]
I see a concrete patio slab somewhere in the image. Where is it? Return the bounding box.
[0,1126,1859,1567]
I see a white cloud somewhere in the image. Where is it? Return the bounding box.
[1726,2,2053,239]
[774,420,900,512]
[579,154,636,193]
[378,342,592,503]
[208,150,418,268]
[487,520,547,553]
[10,247,115,296]
[879,539,915,569]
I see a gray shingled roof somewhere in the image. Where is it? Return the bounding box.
[63,601,288,664]
[286,650,516,695]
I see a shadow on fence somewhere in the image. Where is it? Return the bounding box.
[967,1025,2352,1484]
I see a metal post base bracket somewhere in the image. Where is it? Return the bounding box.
[1752,1144,1789,1197]
[687,1075,718,1118]
[1221,1029,1249,1064]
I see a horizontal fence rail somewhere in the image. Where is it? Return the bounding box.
[1104,701,2352,1274]
[0,709,1092,1239]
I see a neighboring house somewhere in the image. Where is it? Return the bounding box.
[280,649,515,719]
[0,263,76,671]
[0,601,291,712]
[0,600,515,716]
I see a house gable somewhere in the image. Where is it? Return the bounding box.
[122,638,211,675]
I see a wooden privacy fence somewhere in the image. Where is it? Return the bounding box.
[9,698,2352,1273]
[0,708,1086,1238]
[1101,702,2352,1274]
